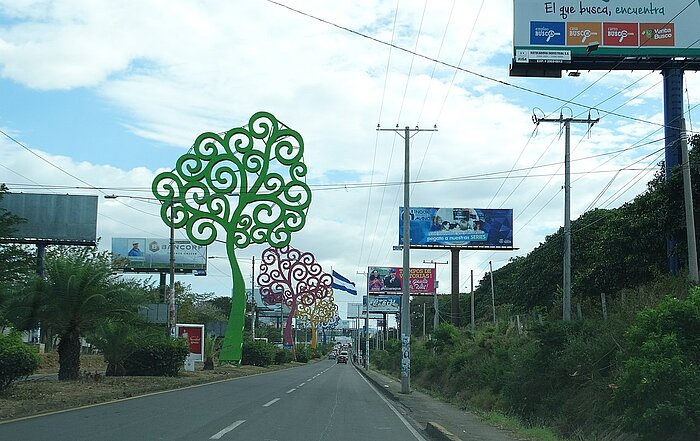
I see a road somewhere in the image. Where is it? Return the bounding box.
[0,360,427,441]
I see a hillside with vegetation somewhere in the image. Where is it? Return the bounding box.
[377,135,700,441]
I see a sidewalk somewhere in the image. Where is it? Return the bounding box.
[355,364,521,441]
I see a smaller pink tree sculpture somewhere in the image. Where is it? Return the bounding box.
[257,245,332,348]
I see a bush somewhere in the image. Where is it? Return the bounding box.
[241,340,276,367]
[614,288,700,440]
[294,345,310,363]
[0,332,40,391]
[274,348,294,364]
[122,334,189,376]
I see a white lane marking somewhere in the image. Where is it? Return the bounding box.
[357,372,428,441]
[307,378,313,381]
[286,388,296,394]
[298,382,305,387]
[210,420,245,439]
[263,398,280,407]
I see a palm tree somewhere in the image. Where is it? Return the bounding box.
[5,247,146,380]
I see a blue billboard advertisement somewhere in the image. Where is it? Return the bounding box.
[399,207,513,248]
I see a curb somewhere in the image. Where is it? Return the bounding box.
[425,422,462,441]
[353,365,463,441]
[353,363,399,403]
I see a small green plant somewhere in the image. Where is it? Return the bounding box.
[0,332,40,391]
[203,333,218,370]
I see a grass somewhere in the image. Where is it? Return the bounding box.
[480,411,565,441]
[0,354,308,422]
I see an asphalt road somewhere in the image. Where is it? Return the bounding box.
[0,360,427,441]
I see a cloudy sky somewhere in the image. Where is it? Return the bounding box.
[1,0,699,319]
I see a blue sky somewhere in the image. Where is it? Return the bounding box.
[1,0,699,321]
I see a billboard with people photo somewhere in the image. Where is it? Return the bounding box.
[399,207,513,248]
[367,266,435,295]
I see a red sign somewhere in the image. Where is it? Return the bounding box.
[603,23,638,47]
[178,325,203,355]
[368,266,435,295]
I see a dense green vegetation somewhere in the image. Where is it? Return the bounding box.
[381,135,700,440]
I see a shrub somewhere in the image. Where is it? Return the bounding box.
[614,288,700,440]
[241,340,276,367]
[0,332,40,391]
[274,348,294,364]
[122,334,189,376]
[294,345,310,363]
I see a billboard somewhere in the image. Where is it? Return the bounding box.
[513,0,700,61]
[347,303,383,319]
[367,295,401,313]
[368,266,435,295]
[111,237,207,273]
[399,207,513,249]
[0,193,97,245]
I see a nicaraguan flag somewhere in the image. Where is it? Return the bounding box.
[332,270,357,295]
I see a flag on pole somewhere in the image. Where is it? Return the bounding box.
[332,270,358,295]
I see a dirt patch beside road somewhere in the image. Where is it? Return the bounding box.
[1,354,306,422]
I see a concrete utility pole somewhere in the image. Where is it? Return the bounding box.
[680,119,699,283]
[533,113,598,321]
[489,261,496,324]
[169,200,176,336]
[377,124,437,394]
[357,270,369,370]
[470,269,475,331]
[423,260,448,330]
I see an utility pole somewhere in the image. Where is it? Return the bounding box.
[533,113,598,321]
[489,261,496,324]
[169,200,176,336]
[357,270,370,369]
[680,119,699,283]
[470,269,475,331]
[251,256,256,340]
[378,124,437,394]
[423,259,448,331]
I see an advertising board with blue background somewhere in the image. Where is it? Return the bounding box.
[399,207,513,248]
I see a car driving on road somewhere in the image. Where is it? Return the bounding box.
[337,350,348,364]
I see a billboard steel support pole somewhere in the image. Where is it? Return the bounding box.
[470,269,474,331]
[533,114,598,321]
[451,248,460,327]
[663,68,685,275]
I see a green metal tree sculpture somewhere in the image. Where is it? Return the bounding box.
[152,111,311,362]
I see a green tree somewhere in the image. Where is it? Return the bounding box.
[4,247,148,380]
[152,111,311,362]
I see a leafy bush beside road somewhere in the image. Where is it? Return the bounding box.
[242,340,276,367]
[122,334,189,377]
[0,332,40,391]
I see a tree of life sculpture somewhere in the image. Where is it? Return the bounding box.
[296,287,338,348]
[257,245,332,349]
[152,111,311,362]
